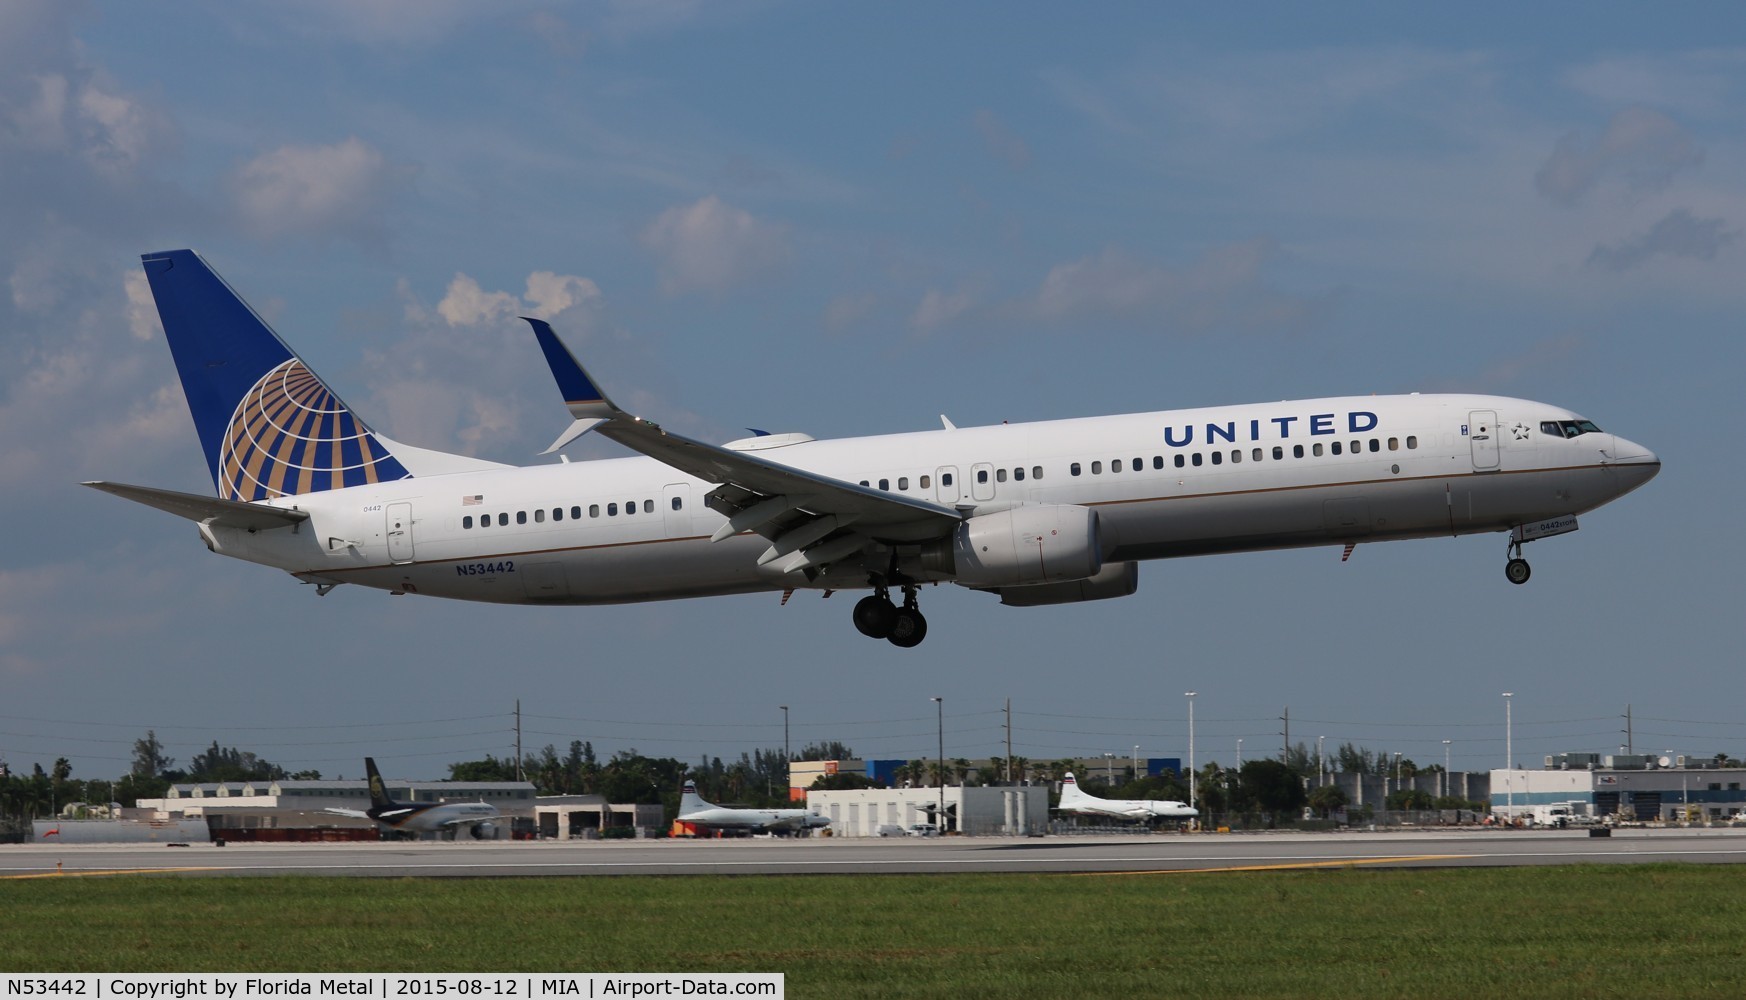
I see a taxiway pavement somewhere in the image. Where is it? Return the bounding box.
[6,828,1745,879]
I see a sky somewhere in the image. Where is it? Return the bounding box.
[2,1,1742,784]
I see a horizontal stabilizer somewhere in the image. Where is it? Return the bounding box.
[542,417,604,456]
[83,481,311,531]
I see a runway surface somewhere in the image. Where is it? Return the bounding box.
[6,828,1746,878]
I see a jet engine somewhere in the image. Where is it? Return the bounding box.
[919,504,1103,588]
[470,822,497,840]
[994,561,1139,606]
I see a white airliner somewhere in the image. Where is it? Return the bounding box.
[88,250,1661,647]
[325,757,503,839]
[676,780,831,834]
[1056,772,1198,822]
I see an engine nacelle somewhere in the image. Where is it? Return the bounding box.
[995,561,1139,607]
[944,504,1103,588]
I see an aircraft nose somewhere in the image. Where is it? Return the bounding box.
[1606,435,1661,489]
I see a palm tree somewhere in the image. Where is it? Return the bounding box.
[925,760,946,788]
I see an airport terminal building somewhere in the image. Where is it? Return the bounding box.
[1492,754,1746,822]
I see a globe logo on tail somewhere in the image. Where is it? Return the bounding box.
[219,359,408,500]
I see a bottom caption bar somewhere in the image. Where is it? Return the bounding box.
[4,976,782,1000]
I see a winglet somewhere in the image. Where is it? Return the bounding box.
[525,318,618,420]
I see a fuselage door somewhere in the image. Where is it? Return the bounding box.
[385,502,415,564]
[1469,410,1500,471]
[970,463,996,502]
[935,466,961,505]
[662,483,691,537]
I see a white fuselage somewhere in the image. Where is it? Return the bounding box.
[197,393,1659,604]
[1058,773,1197,820]
[1064,799,1197,820]
[360,800,501,835]
[677,805,827,831]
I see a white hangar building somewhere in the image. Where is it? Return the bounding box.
[1493,754,1746,823]
[809,785,1048,837]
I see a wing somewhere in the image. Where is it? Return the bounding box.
[323,808,370,820]
[525,319,964,575]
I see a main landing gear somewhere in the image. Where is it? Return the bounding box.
[853,580,928,648]
[1504,538,1531,585]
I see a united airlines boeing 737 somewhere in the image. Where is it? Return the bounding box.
[88,250,1660,647]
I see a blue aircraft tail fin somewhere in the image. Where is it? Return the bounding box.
[140,250,413,500]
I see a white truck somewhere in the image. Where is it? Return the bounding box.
[1531,802,1593,828]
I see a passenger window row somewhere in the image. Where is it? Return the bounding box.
[857,467,1044,491]
[1069,437,1418,476]
[462,495,683,530]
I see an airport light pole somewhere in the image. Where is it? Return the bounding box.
[1443,740,1452,799]
[1133,745,1140,778]
[1317,736,1325,787]
[780,705,790,801]
[1185,692,1197,813]
[1503,693,1514,819]
[1104,752,1115,784]
[931,697,944,832]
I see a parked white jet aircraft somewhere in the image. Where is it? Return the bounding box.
[1056,772,1198,822]
[676,780,831,834]
[325,758,503,839]
[88,250,1661,647]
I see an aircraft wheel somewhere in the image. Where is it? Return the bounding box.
[1505,558,1531,585]
[888,607,927,648]
[853,595,896,638]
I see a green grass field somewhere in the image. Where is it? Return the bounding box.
[4,866,1745,997]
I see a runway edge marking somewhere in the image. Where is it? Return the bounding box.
[1073,853,1473,876]
[1,867,227,879]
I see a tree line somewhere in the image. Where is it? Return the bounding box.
[13,730,1739,835]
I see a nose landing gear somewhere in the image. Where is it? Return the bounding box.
[1504,538,1531,585]
[852,579,928,647]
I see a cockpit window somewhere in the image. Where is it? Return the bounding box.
[1539,419,1602,439]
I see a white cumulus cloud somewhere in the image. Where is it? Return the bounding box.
[639,195,790,295]
[1031,241,1327,334]
[1534,108,1703,206]
[524,271,601,321]
[124,269,160,341]
[436,271,601,327]
[909,287,978,336]
[1586,209,1737,272]
[229,137,410,243]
